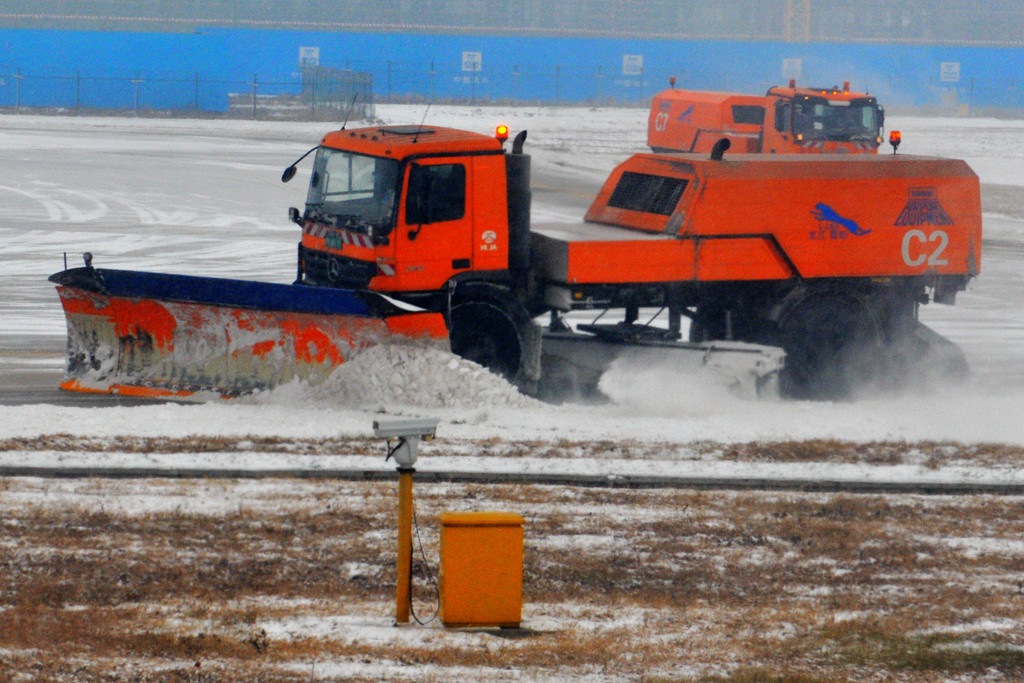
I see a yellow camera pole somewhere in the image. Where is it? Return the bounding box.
[396,465,414,623]
[372,417,438,626]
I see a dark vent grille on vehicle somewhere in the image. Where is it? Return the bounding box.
[607,172,687,216]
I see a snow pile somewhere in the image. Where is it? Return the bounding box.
[252,343,540,410]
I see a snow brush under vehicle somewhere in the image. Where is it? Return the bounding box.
[50,123,980,401]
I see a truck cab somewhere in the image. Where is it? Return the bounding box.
[294,125,521,302]
[292,125,538,385]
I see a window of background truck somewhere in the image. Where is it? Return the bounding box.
[731,105,766,125]
[846,99,881,138]
[405,163,466,225]
[607,171,687,216]
[305,148,399,233]
[775,101,791,132]
[792,98,879,141]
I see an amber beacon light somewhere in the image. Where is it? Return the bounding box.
[889,130,902,154]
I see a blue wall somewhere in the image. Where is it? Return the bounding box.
[1,28,1022,111]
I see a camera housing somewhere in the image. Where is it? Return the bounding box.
[372,417,440,440]
[373,417,440,468]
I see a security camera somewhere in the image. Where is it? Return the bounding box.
[372,417,440,440]
[373,417,440,468]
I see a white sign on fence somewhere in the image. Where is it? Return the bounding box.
[299,47,320,67]
[623,55,644,76]
[782,58,802,80]
[940,62,961,82]
[462,51,482,72]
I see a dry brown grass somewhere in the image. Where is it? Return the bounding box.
[0,434,381,456]
[717,439,1024,468]
[2,471,1024,680]
[5,435,1022,470]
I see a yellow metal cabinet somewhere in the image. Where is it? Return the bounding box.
[439,511,524,628]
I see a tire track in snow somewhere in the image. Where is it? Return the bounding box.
[0,183,281,231]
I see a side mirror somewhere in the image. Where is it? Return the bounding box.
[281,165,298,183]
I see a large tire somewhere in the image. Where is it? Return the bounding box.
[777,289,886,400]
[447,285,541,392]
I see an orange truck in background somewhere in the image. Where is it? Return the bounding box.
[648,79,885,155]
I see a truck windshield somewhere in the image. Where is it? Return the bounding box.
[791,97,880,142]
[305,147,400,234]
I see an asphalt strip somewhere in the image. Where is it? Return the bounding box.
[3,465,1024,496]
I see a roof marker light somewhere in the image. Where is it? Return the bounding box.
[496,124,509,143]
[889,130,902,155]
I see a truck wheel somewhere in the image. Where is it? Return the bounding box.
[449,300,522,380]
[777,291,885,400]
[447,288,541,392]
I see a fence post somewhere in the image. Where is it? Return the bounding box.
[512,64,519,103]
[131,72,143,112]
[555,64,560,104]
[76,69,81,111]
[14,69,21,112]
[311,69,317,119]
[194,72,200,112]
[387,61,392,103]
[251,73,258,120]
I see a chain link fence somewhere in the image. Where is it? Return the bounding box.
[0,58,662,118]
[2,57,1021,117]
[0,66,376,120]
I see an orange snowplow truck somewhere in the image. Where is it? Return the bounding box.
[648,79,885,155]
[48,123,980,402]
[290,124,980,399]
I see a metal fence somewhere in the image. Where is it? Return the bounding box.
[0,64,657,118]
[0,67,376,120]
[2,55,1023,117]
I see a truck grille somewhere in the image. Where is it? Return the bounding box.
[302,248,377,289]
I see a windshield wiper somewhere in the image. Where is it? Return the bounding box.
[325,213,375,233]
[303,204,327,223]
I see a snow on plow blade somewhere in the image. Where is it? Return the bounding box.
[48,267,448,399]
[538,328,786,401]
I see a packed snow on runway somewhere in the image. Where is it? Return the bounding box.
[2,105,1024,471]
[3,104,1024,683]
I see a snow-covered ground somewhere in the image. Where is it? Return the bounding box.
[1,105,1023,465]
[3,105,1024,683]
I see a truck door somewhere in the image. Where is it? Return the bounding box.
[393,158,474,291]
[763,99,792,153]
